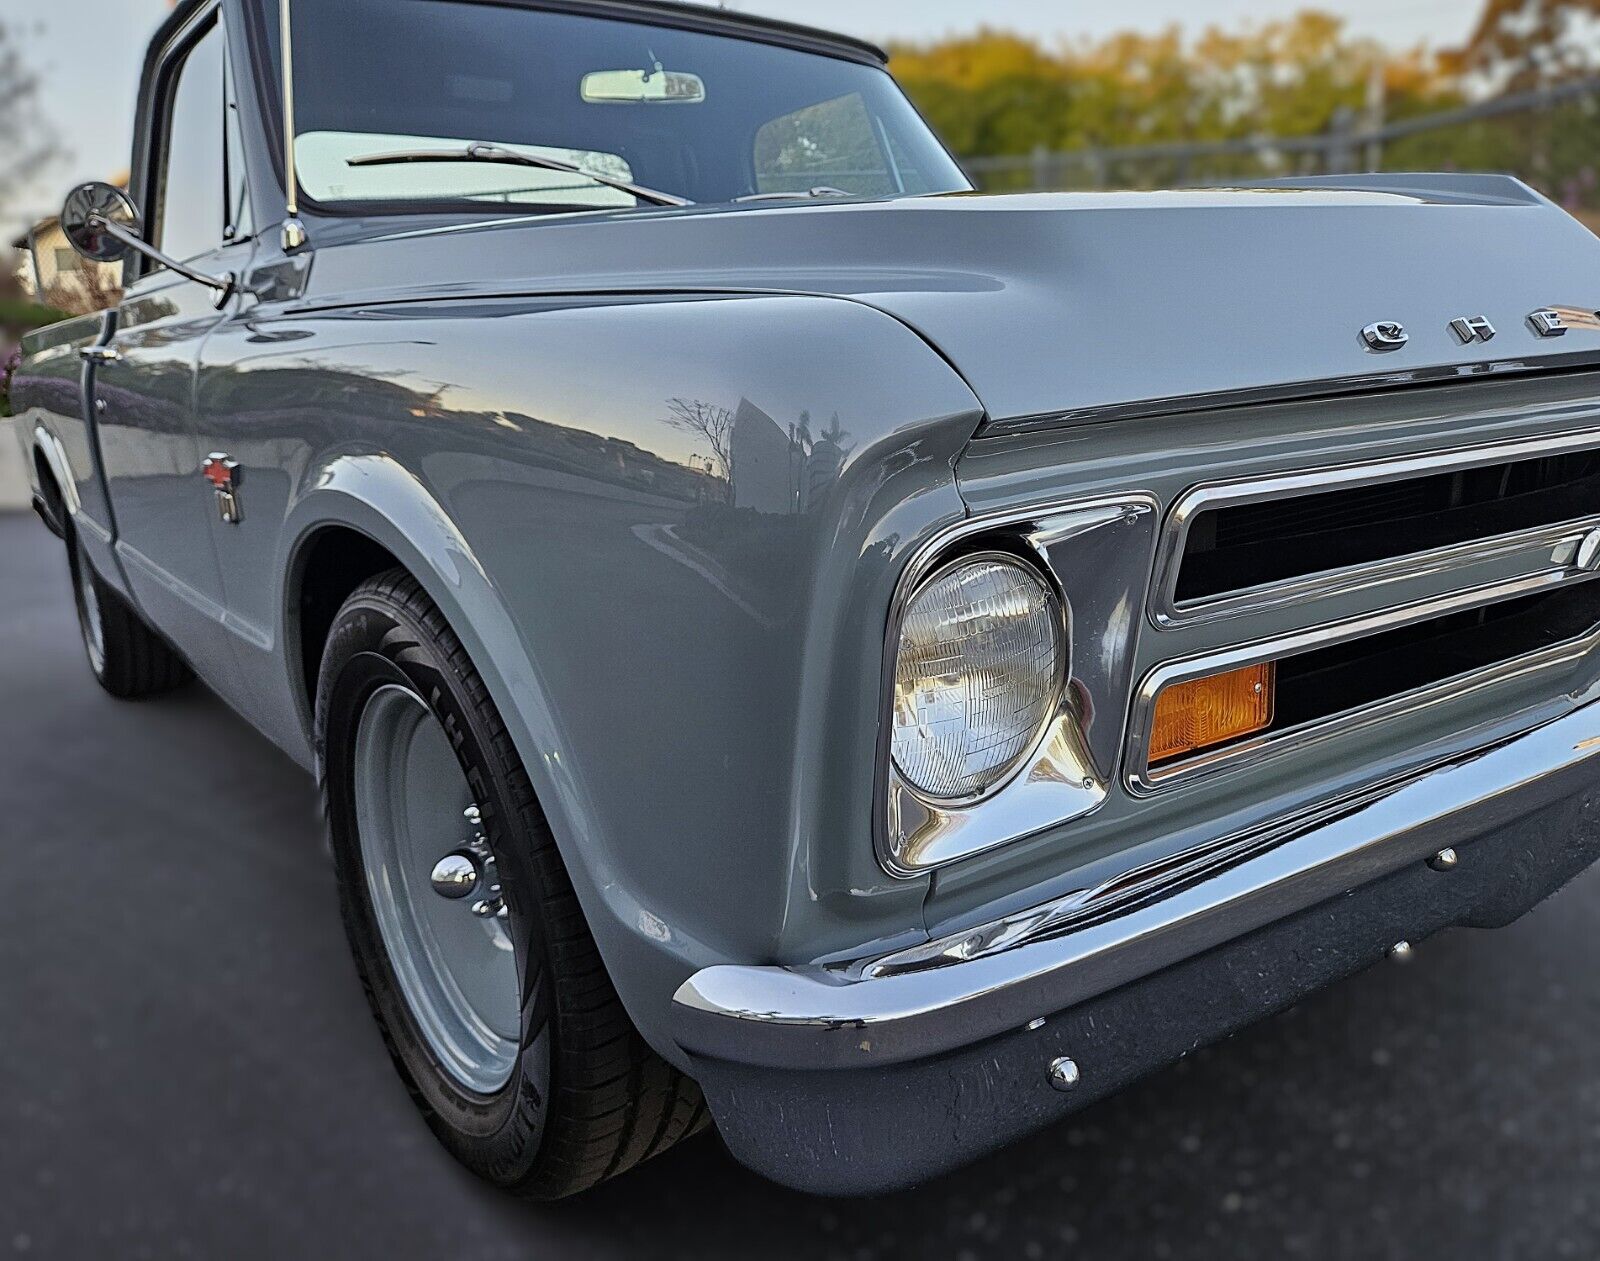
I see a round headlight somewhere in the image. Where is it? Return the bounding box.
[891,553,1066,803]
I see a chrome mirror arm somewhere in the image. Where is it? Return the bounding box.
[86,213,236,303]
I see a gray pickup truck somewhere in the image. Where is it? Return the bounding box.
[16,0,1600,1199]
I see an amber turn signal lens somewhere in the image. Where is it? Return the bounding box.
[1149,662,1275,765]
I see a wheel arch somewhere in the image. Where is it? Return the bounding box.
[30,425,81,527]
[279,454,695,1066]
[281,456,549,775]
[287,522,402,723]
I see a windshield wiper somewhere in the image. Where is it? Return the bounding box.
[734,187,853,203]
[346,142,692,208]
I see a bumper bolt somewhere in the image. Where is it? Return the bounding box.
[1428,847,1459,872]
[1388,940,1414,964]
[1047,1056,1080,1092]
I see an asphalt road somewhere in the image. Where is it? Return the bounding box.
[5,507,1600,1261]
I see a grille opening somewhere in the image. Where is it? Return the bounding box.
[1176,448,1600,604]
[1151,578,1600,768]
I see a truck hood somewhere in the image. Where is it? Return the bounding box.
[308,175,1600,428]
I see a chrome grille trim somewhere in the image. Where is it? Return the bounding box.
[1126,568,1600,794]
[1151,424,1600,629]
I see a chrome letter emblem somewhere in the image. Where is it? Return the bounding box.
[1449,315,1497,344]
[1361,321,1409,352]
[1529,309,1570,339]
[1530,307,1600,338]
[202,453,244,524]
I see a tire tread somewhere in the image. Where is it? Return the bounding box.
[71,534,191,699]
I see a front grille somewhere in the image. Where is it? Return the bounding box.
[1176,446,1600,604]
[1149,579,1600,768]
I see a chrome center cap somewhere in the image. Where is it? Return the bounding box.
[430,853,480,899]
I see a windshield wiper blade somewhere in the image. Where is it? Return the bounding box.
[346,142,692,208]
[734,187,853,203]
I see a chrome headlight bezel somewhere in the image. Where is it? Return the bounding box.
[877,496,1160,877]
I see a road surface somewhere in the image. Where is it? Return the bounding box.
[3,508,1599,1260]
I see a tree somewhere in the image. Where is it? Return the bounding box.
[888,11,1456,173]
[0,17,62,231]
[1443,0,1600,92]
[42,254,123,316]
[663,398,737,500]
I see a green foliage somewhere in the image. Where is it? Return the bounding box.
[0,299,71,335]
[1445,0,1600,90]
[889,14,1448,156]
[887,8,1600,210]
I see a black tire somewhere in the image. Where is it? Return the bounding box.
[67,528,192,699]
[317,568,706,1199]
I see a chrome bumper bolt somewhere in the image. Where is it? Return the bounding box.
[1047,1056,1080,1092]
[1428,847,1459,872]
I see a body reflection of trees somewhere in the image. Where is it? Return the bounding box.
[660,396,858,619]
[664,397,737,502]
[205,357,724,506]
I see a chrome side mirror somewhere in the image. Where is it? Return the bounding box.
[59,180,235,304]
[61,182,142,264]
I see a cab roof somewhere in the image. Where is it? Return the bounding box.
[159,0,886,67]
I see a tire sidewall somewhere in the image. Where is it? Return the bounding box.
[318,593,554,1181]
[66,530,107,684]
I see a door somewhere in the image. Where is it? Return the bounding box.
[92,12,255,683]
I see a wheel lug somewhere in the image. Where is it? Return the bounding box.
[430,854,479,899]
[471,896,505,919]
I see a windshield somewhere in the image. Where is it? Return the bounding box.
[280,0,970,212]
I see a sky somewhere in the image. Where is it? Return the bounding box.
[5,0,1480,239]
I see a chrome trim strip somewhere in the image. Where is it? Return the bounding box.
[864,790,1379,978]
[31,425,82,518]
[673,694,1600,1070]
[1152,423,1600,628]
[1126,567,1600,794]
[977,352,1600,436]
[876,495,1159,876]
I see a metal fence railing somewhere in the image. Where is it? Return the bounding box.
[961,74,1600,221]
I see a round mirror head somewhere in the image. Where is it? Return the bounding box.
[60,182,141,264]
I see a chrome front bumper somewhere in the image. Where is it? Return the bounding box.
[673,696,1600,1073]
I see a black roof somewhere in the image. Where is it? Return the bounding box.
[161,0,885,65]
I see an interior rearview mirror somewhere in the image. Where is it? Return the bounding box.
[61,182,143,264]
[581,67,705,105]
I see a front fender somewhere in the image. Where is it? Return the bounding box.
[215,290,985,1063]
[279,461,735,1059]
